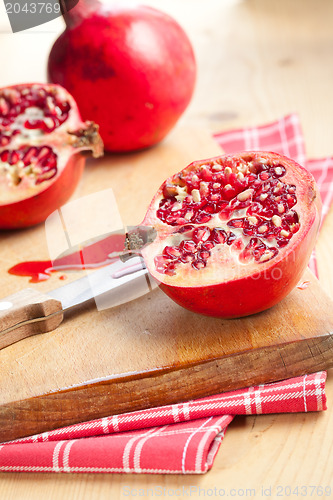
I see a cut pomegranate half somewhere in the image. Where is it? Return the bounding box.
[0,83,103,229]
[142,151,321,318]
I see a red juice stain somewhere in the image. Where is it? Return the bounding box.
[8,233,126,283]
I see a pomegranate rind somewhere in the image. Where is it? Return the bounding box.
[142,151,321,318]
[0,154,85,230]
[47,2,196,152]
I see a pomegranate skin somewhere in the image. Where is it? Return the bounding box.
[158,220,319,318]
[0,155,85,230]
[142,151,322,318]
[47,2,196,152]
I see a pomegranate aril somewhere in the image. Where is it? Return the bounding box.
[227,218,245,229]
[271,164,286,178]
[176,224,194,234]
[226,232,236,245]
[0,135,9,147]
[164,262,177,276]
[192,226,211,243]
[201,241,215,251]
[0,150,9,162]
[9,151,19,164]
[253,244,267,261]
[154,255,169,271]
[192,259,206,270]
[0,85,71,145]
[163,246,181,259]
[35,168,57,184]
[259,171,270,181]
[180,253,194,263]
[180,240,196,253]
[258,247,278,263]
[197,250,211,260]
[193,212,212,224]
[211,228,227,244]
[285,194,297,208]
[24,119,44,130]
[22,147,37,165]
[199,165,213,181]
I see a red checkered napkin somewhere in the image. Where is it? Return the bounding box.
[0,372,327,474]
[0,115,331,474]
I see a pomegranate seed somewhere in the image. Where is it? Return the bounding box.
[192,226,211,243]
[226,232,236,245]
[180,253,194,263]
[258,224,268,234]
[180,240,196,253]
[22,147,37,166]
[191,188,201,202]
[272,215,282,227]
[227,218,244,229]
[286,194,297,207]
[192,259,206,270]
[164,262,177,276]
[193,212,212,224]
[0,150,9,162]
[201,241,215,251]
[211,228,227,244]
[280,229,290,238]
[155,155,300,270]
[200,165,213,181]
[163,246,181,259]
[199,181,209,196]
[0,135,9,146]
[259,171,270,180]
[271,164,286,178]
[198,249,211,260]
[177,224,194,234]
[247,216,258,225]
[258,248,278,262]
[9,151,19,164]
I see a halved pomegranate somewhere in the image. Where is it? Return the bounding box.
[0,83,103,229]
[142,151,321,318]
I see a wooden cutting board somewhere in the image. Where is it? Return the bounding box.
[1,126,333,443]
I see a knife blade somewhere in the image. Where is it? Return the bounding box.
[0,256,156,351]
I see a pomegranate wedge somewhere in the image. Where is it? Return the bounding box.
[142,151,321,318]
[0,83,103,229]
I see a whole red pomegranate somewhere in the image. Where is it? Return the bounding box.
[0,83,103,229]
[47,0,196,152]
[141,151,321,318]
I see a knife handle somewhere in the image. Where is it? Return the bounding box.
[0,288,63,350]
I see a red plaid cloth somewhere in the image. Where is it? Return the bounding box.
[0,115,331,474]
[0,372,327,474]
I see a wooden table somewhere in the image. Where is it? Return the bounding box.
[0,0,333,497]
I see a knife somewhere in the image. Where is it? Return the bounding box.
[0,187,160,350]
[0,251,157,351]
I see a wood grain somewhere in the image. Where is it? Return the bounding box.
[0,126,333,443]
[0,288,63,350]
[1,0,333,496]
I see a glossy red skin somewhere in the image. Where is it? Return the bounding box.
[0,155,85,229]
[143,151,321,318]
[158,221,318,318]
[47,3,196,152]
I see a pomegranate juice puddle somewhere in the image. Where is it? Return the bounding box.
[8,233,126,283]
